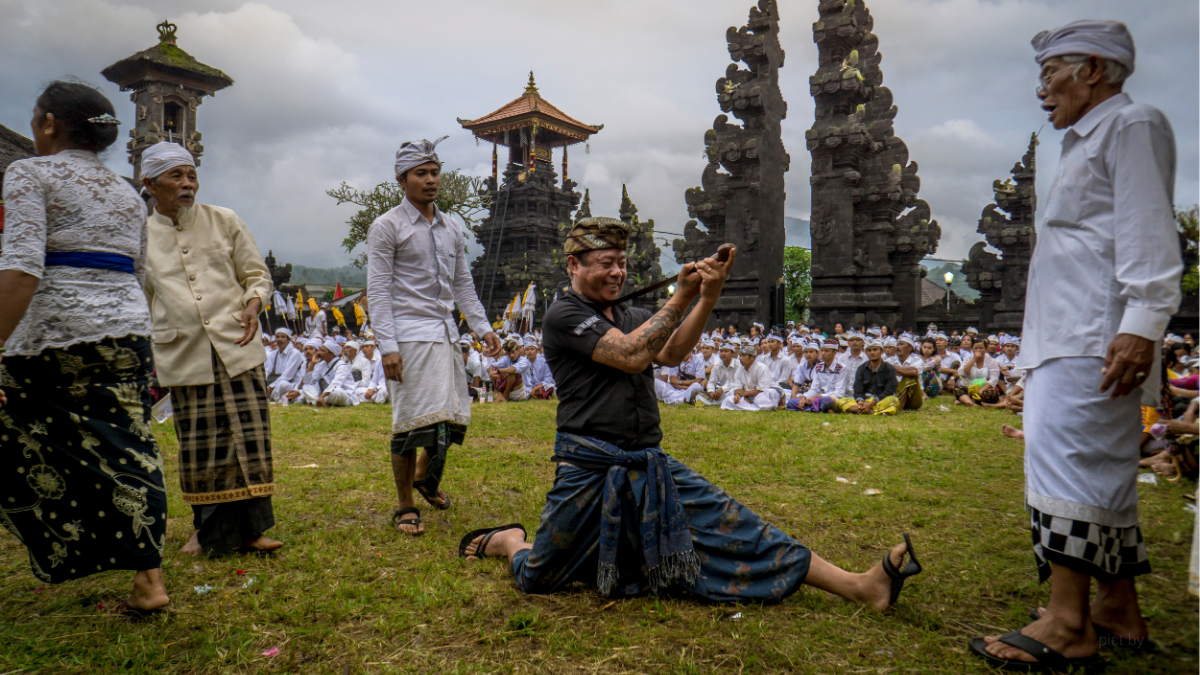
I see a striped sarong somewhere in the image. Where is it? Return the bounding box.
[171,349,274,505]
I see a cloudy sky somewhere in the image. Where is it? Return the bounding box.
[2,0,1196,272]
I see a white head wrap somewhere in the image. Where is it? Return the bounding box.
[701,339,715,348]
[304,337,323,349]
[141,141,195,179]
[898,335,918,349]
[275,327,293,337]
[766,334,784,344]
[1032,20,1135,74]
[883,336,897,347]
[345,341,361,351]
[739,344,758,357]
[395,136,449,176]
[966,327,979,335]
[322,338,342,357]
[865,338,883,349]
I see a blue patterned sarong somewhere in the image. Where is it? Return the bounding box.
[511,436,812,602]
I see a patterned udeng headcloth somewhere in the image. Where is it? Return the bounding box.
[563,217,630,255]
[394,135,449,176]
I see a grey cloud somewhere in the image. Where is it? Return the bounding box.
[2,0,1195,272]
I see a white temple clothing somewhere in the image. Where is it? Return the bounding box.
[1021,93,1181,378]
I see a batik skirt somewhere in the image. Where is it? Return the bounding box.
[0,336,167,583]
[171,349,274,505]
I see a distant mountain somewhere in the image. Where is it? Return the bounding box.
[785,217,811,248]
[289,264,367,286]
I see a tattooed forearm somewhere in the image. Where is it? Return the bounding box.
[590,305,685,374]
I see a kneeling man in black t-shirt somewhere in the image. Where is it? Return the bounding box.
[460,217,921,607]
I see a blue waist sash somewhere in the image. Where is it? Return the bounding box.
[44,252,136,274]
[553,432,699,596]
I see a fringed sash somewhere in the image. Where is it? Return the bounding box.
[553,433,699,596]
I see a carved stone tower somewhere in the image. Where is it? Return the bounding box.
[961,133,1038,333]
[102,21,233,180]
[806,0,940,331]
[673,0,790,330]
[619,185,668,311]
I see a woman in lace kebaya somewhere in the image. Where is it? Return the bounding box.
[0,82,169,615]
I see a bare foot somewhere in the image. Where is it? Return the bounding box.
[243,535,284,553]
[859,542,909,611]
[1032,605,1148,643]
[983,612,1097,663]
[463,527,528,560]
[122,568,169,613]
[177,532,203,557]
[1001,424,1025,440]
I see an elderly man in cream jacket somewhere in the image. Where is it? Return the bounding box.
[140,142,282,558]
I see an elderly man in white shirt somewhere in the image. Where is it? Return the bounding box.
[366,136,500,535]
[973,20,1182,671]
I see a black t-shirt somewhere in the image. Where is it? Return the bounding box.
[542,290,662,450]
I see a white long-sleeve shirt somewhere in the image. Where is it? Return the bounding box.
[756,352,791,384]
[266,345,305,390]
[320,359,356,395]
[706,359,739,393]
[366,199,490,355]
[734,360,775,394]
[1022,93,1182,371]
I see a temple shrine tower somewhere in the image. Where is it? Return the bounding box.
[459,73,602,319]
[102,21,233,181]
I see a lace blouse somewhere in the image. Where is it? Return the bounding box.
[0,150,153,356]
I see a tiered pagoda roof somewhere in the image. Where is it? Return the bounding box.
[458,73,602,148]
[101,21,233,94]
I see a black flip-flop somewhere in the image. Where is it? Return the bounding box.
[968,630,1104,671]
[458,523,526,559]
[392,507,424,536]
[1027,608,1154,652]
[413,479,451,510]
[881,532,922,607]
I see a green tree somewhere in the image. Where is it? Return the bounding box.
[783,246,812,323]
[1178,206,1198,296]
[327,170,491,268]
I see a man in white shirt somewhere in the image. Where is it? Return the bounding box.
[974,20,1181,669]
[701,342,739,406]
[526,340,556,399]
[654,366,705,405]
[366,136,501,534]
[314,338,358,407]
[265,327,305,403]
[356,359,390,404]
[837,332,868,375]
[721,345,780,411]
[756,333,791,393]
[792,339,850,412]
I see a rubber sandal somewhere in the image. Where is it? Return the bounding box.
[458,523,526,559]
[413,479,451,510]
[392,507,424,536]
[1027,608,1154,652]
[881,532,922,607]
[968,629,1103,671]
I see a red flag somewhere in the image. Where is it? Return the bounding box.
[333,282,344,300]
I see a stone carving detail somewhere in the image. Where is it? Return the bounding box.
[264,250,292,289]
[806,0,940,330]
[619,186,667,310]
[961,133,1038,333]
[673,0,789,330]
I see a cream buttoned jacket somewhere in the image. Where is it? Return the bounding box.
[144,204,273,387]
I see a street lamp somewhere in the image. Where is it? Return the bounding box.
[943,271,954,311]
[668,284,677,295]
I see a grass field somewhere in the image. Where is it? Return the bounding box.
[1,401,1196,674]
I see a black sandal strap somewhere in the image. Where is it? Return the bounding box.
[996,630,1066,666]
